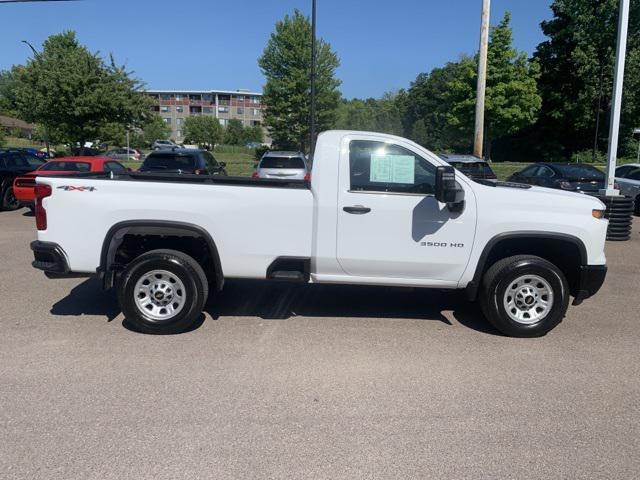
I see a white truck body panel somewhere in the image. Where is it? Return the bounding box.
[36,130,608,289]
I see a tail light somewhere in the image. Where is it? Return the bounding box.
[251,171,259,178]
[34,184,52,231]
[304,172,311,182]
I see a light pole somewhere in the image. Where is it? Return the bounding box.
[309,0,317,158]
[602,0,630,196]
[473,0,491,159]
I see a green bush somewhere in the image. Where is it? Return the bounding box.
[255,145,270,161]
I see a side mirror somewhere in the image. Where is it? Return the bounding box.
[435,166,465,211]
[435,166,458,203]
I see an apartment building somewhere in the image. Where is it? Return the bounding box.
[146,89,265,143]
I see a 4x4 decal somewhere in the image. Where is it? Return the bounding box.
[56,186,96,192]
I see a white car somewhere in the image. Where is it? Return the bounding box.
[152,140,180,151]
[30,130,608,338]
[615,164,640,214]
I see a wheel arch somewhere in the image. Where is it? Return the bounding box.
[98,220,224,291]
[466,231,587,301]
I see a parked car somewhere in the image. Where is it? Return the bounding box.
[152,140,180,151]
[31,130,608,338]
[13,156,128,209]
[253,151,310,180]
[438,154,497,180]
[615,163,640,214]
[140,149,227,175]
[105,147,144,162]
[14,147,51,159]
[0,149,46,210]
[245,142,262,149]
[507,163,608,194]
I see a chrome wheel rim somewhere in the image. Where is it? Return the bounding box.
[503,275,554,325]
[134,270,186,321]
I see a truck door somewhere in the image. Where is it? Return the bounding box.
[336,136,476,283]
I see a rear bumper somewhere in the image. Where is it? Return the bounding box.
[572,265,608,305]
[31,241,91,279]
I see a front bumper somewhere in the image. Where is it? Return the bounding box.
[572,265,608,305]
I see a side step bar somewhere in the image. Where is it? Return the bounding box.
[266,257,311,283]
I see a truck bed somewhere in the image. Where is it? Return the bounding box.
[36,172,314,277]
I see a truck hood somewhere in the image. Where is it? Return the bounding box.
[472,179,606,209]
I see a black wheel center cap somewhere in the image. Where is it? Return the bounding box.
[155,292,164,300]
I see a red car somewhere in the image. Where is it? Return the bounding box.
[13,156,129,209]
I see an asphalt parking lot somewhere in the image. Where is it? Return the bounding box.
[1,209,639,480]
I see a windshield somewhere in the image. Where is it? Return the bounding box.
[143,154,195,170]
[39,161,91,172]
[260,156,305,169]
[554,164,604,180]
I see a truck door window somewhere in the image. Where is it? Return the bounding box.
[349,140,436,194]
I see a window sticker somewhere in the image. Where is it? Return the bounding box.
[370,154,415,184]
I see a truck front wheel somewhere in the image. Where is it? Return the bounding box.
[117,249,209,334]
[479,255,569,337]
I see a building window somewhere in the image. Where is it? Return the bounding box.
[237,107,244,115]
[202,94,213,102]
[218,106,229,113]
[189,94,202,102]
[176,106,184,113]
[190,106,202,115]
[160,106,171,113]
[251,108,260,116]
[251,120,261,126]
[203,107,214,114]
[250,96,260,104]
[151,106,160,112]
[218,95,230,106]
[175,94,184,101]
[219,119,228,127]
[160,94,173,100]
[176,130,182,138]
[176,118,184,126]
[235,95,245,102]
[163,118,171,125]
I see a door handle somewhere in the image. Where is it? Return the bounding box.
[343,205,371,215]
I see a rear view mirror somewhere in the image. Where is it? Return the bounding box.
[435,166,458,203]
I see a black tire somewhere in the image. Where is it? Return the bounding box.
[635,195,640,216]
[479,255,569,338]
[1,185,21,211]
[117,249,209,334]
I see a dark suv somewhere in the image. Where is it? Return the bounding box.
[0,149,46,211]
[140,149,227,176]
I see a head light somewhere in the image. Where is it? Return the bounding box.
[592,209,606,219]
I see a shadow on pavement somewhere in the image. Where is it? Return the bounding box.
[50,277,121,321]
[49,278,500,335]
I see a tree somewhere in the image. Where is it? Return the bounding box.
[224,118,245,145]
[244,124,264,144]
[9,31,150,150]
[534,0,640,158]
[141,114,172,146]
[259,9,341,152]
[183,115,223,148]
[402,14,541,156]
[335,93,404,136]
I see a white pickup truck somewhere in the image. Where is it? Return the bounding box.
[30,131,608,337]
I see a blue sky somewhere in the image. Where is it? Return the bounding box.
[0,0,553,99]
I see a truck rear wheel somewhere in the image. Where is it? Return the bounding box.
[117,249,209,334]
[479,255,569,337]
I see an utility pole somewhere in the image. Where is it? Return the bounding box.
[602,0,630,196]
[473,0,491,159]
[309,0,317,158]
